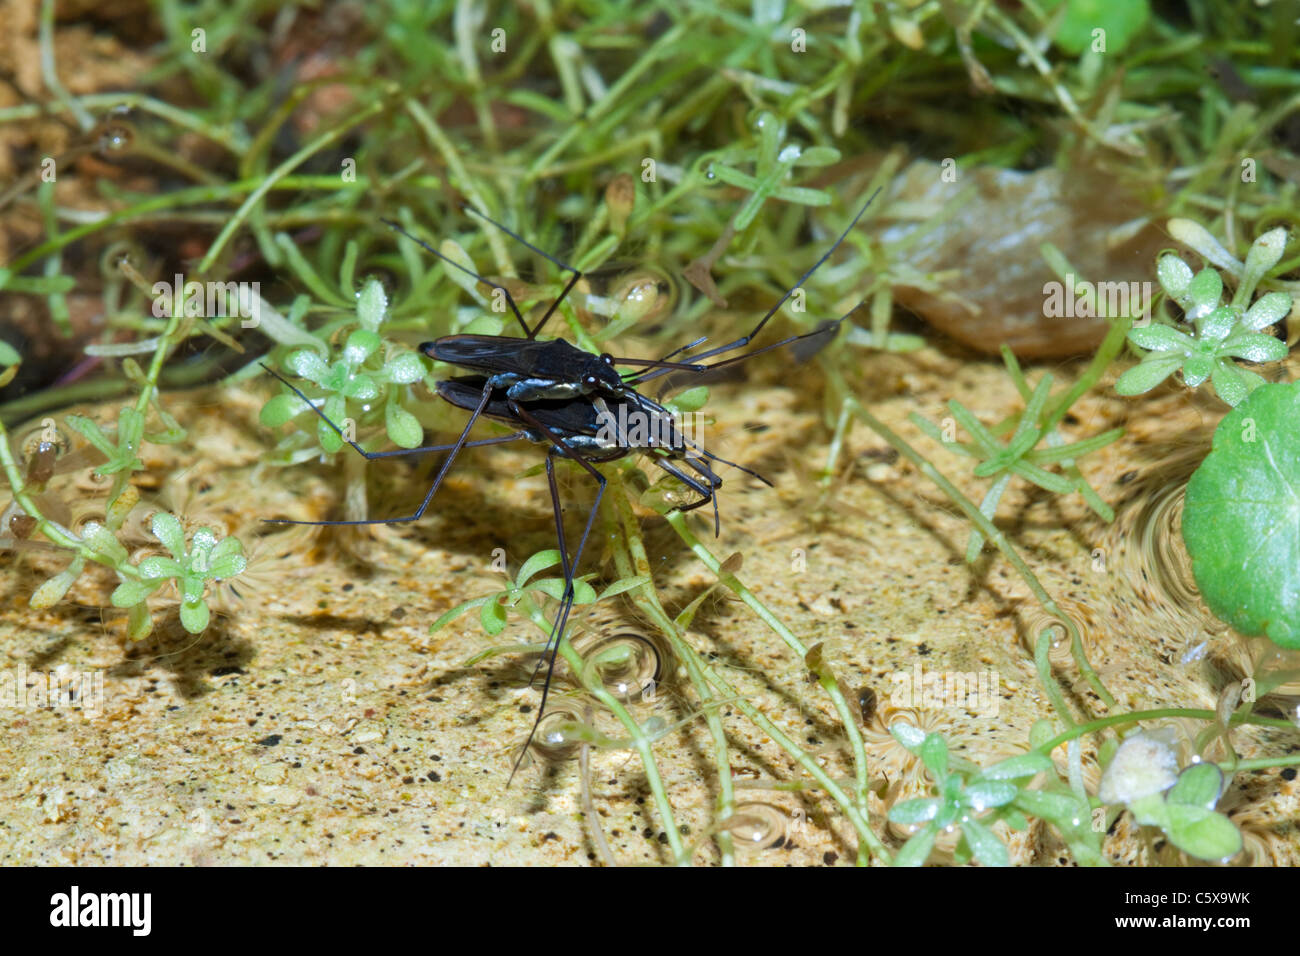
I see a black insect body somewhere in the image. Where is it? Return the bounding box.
[265,189,880,781]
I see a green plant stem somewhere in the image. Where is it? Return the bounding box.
[0,93,248,152]
[552,637,686,864]
[198,98,389,273]
[604,469,736,866]
[0,418,141,581]
[39,0,92,131]
[404,99,512,275]
[1035,629,1080,728]
[7,176,444,279]
[1037,707,1296,758]
[825,368,1117,711]
[661,507,887,864]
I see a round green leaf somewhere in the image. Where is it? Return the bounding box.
[286,349,329,383]
[1162,803,1242,862]
[343,329,383,366]
[1182,382,1300,648]
[385,402,423,449]
[260,392,306,427]
[1156,254,1193,298]
[179,598,211,634]
[383,350,426,385]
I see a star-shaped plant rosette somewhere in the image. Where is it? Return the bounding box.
[110,512,247,636]
[1114,224,1292,407]
[913,349,1122,563]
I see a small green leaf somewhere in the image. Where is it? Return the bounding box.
[356,278,388,331]
[429,594,496,634]
[111,577,161,607]
[890,721,927,752]
[981,752,1053,780]
[1243,292,1292,331]
[667,386,709,413]
[179,598,211,634]
[793,145,840,167]
[1014,788,1086,822]
[1128,324,1192,352]
[1162,803,1242,861]
[596,576,651,600]
[959,816,1009,867]
[1209,362,1250,408]
[319,394,346,454]
[892,824,938,867]
[888,798,941,826]
[385,402,423,449]
[208,537,248,580]
[1181,354,1214,388]
[340,372,379,401]
[1199,306,1236,342]
[1240,227,1288,296]
[529,576,598,605]
[81,521,128,564]
[516,550,562,588]
[919,732,949,777]
[383,350,426,385]
[343,329,383,365]
[1047,0,1150,55]
[1167,763,1224,810]
[139,555,184,580]
[1182,382,1300,647]
[1219,332,1287,364]
[1156,255,1193,298]
[66,415,115,457]
[963,780,1019,810]
[1114,355,1182,395]
[479,596,508,636]
[150,512,187,561]
[0,339,20,366]
[1183,268,1223,318]
[286,349,330,383]
[260,392,309,427]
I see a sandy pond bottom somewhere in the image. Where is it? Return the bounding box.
[3,346,1299,866]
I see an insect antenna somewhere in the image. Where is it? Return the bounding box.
[628,186,882,384]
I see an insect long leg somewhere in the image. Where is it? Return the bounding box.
[382,205,584,341]
[380,218,535,339]
[459,204,584,341]
[505,406,608,785]
[650,454,721,534]
[265,376,512,527]
[261,362,526,461]
[626,187,882,384]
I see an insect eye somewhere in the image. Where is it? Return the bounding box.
[585,374,598,387]
[599,353,614,366]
